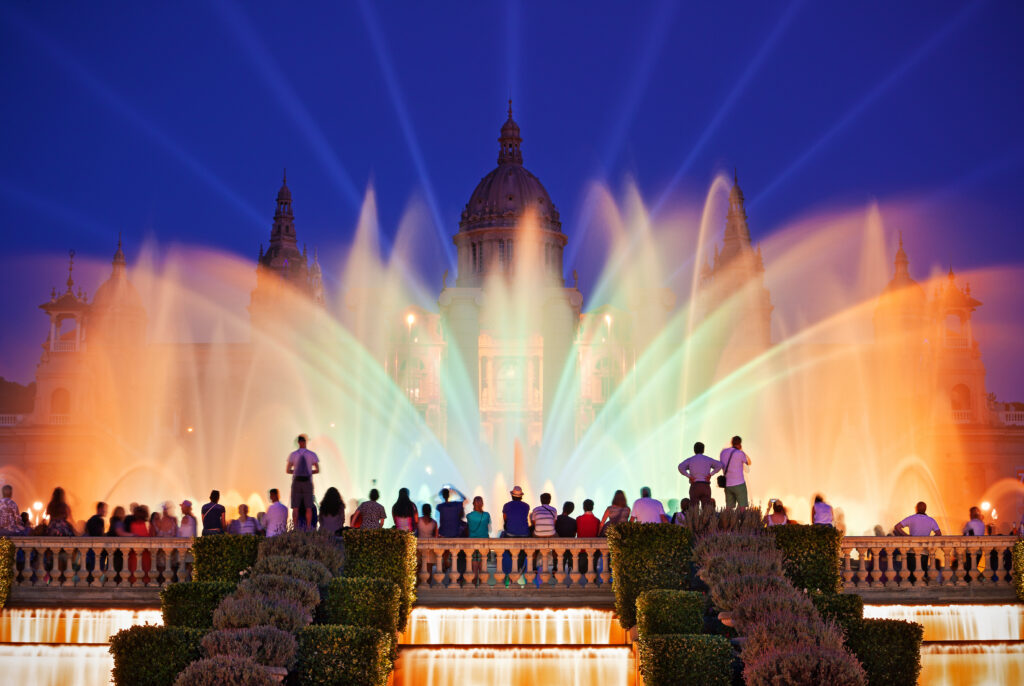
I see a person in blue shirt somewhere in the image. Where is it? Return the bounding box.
[436,486,467,538]
[500,486,530,578]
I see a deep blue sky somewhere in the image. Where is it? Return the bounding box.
[2,0,1023,389]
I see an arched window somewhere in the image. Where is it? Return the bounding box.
[51,388,70,415]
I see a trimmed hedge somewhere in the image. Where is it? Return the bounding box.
[321,576,401,635]
[844,618,923,686]
[636,589,705,638]
[213,595,312,632]
[161,581,237,629]
[0,537,14,610]
[236,573,320,611]
[290,625,392,686]
[636,634,733,686]
[341,529,417,632]
[606,522,694,629]
[251,555,333,586]
[193,535,261,583]
[173,654,276,686]
[258,531,345,575]
[1014,539,1024,602]
[768,524,842,593]
[109,625,206,686]
[743,644,866,686]
[810,592,864,634]
[201,626,297,668]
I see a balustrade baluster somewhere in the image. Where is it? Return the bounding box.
[583,547,597,586]
[508,545,523,587]
[432,547,445,588]
[987,542,1001,586]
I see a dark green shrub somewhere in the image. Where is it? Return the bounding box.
[606,522,694,628]
[236,573,320,611]
[161,581,237,629]
[173,654,276,686]
[845,618,923,686]
[212,595,312,633]
[320,576,401,634]
[810,592,864,634]
[201,626,297,668]
[0,537,14,609]
[768,524,842,593]
[743,644,866,686]
[258,531,344,575]
[636,589,705,638]
[250,555,333,586]
[341,529,417,632]
[109,625,205,686]
[192,535,261,583]
[1013,540,1024,601]
[291,625,391,686]
[636,634,733,686]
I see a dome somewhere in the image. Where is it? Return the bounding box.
[459,107,561,234]
[91,242,144,313]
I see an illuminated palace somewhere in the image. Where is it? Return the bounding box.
[0,107,1021,523]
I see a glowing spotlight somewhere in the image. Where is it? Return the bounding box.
[186,426,194,433]
[981,501,991,512]
[425,466,433,476]
[604,313,612,327]
[32,501,43,511]
[991,509,998,520]
[406,313,416,326]
[329,422,336,428]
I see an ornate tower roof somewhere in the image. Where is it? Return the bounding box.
[92,236,144,312]
[720,169,753,263]
[459,103,561,234]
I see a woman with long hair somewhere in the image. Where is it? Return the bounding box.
[319,487,346,535]
[598,490,631,535]
[391,488,419,532]
[46,487,75,536]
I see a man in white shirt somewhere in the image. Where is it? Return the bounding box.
[287,434,320,530]
[719,436,752,509]
[176,500,197,538]
[962,507,985,536]
[678,442,722,510]
[893,501,941,577]
[630,487,669,523]
[530,493,558,537]
[264,488,289,537]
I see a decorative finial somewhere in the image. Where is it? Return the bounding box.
[948,263,955,278]
[117,232,122,250]
[733,167,738,185]
[898,230,904,250]
[508,96,513,119]
[51,286,56,300]
[66,249,76,292]
[283,167,287,185]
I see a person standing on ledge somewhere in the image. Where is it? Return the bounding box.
[678,441,722,510]
[719,436,752,509]
[287,433,320,530]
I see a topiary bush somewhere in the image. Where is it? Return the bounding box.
[173,654,277,686]
[341,529,417,632]
[236,573,320,611]
[250,555,333,586]
[1014,540,1024,602]
[743,644,866,686]
[0,537,14,610]
[109,625,206,686]
[606,522,694,629]
[730,588,817,633]
[212,594,312,633]
[768,524,843,593]
[161,581,237,629]
[193,535,261,583]
[810,592,864,635]
[698,549,784,589]
[636,634,733,686]
[684,505,765,537]
[291,625,392,686]
[709,574,792,612]
[258,531,345,575]
[693,531,777,561]
[320,576,401,635]
[636,589,706,638]
[201,626,297,668]
[741,613,846,662]
[844,618,923,686]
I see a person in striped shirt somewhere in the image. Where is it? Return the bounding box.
[530,493,558,537]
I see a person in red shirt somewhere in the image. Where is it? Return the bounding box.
[576,499,600,537]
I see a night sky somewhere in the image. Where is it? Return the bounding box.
[2,1,1023,393]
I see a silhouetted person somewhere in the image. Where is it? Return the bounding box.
[287,434,320,530]
[678,441,721,510]
[719,436,752,508]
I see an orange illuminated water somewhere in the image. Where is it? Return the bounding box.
[864,604,1023,641]
[401,607,625,645]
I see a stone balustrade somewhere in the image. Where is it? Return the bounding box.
[840,535,1018,601]
[8,536,193,605]
[2,534,1018,606]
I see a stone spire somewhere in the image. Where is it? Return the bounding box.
[893,231,910,280]
[269,168,297,253]
[497,99,523,166]
[720,170,752,263]
[65,249,76,293]
[111,233,127,277]
[310,248,324,305]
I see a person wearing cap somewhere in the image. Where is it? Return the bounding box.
[287,434,320,530]
[177,500,197,538]
[502,486,531,538]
